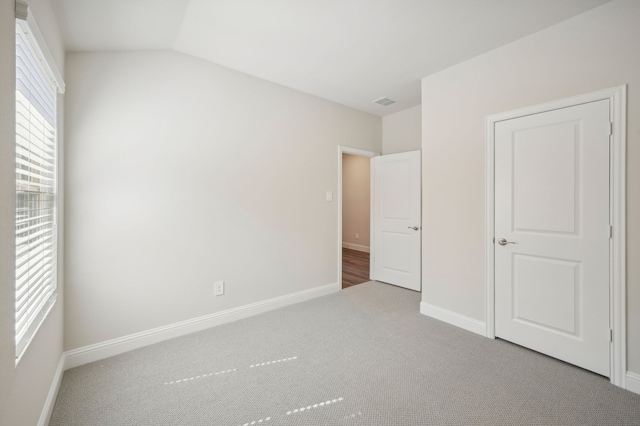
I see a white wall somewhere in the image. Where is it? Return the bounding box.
[421,0,640,375]
[64,51,381,351]
[342,154,370,250]
[382,105,421,154]
[0,0,65,424]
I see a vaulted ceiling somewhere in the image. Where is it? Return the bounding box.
[51,0,611,116]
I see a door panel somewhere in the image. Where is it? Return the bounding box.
[512,122,579,234]
[513,254,580,336]
[382,162,411,219]
[495,100,610,376]
[382,232,410,272]
[372,151,421,291]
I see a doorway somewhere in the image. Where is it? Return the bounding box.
[338,147,378,289]
[485,85,627,387]
[338,147,422,291]
[342,153,371,288]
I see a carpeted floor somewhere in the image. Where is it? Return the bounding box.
[50,281,640,425]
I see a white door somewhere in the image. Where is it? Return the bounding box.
[494,100,610,376]
[371,151,421,291]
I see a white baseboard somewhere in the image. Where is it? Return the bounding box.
[626,371,640,395]
[64,282,340,370]
[420,302,486,337]
[342,242,370,253]
[39,354,65,426]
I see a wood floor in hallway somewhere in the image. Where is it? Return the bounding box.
[342,247,370,289]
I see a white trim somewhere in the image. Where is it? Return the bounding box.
[64,282,339,370]
[38,354,65,426]
[485,85,627,388]
[420,302,486,336]
[342,242,370,253]
[340,146,379,158]
[609,86,627,389]
[485,112,496,340]
[337,146,378,288]
[625,372,640,396]
[369,154,376,280]
[15,295,57,365]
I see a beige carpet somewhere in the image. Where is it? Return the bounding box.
[50,281,640,425]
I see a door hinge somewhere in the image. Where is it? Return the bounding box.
[609,122,613,136]
[610,225,613,239]
[609,329,613,342]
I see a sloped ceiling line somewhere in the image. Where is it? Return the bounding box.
[51,0,612,116]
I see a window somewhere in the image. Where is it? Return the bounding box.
[14,6,63,361]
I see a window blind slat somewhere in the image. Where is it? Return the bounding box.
[16,31,56,126]
[16,239,53,270]
[16,223,54,245]
[16,242,54,284]
[16,238,54,262]
[16,212,53,227]
[16,266,53,304]
[16,273,54,322]
[16,281,54,342]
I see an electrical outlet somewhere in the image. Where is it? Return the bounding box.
[355,232,359,239]
[214,281,224,296]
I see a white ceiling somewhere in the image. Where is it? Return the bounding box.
[51,0,611,116]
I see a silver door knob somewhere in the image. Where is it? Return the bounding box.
[408,226,420,231]
[497,238,516,246]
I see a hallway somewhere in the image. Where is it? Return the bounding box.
[342,248,370,289]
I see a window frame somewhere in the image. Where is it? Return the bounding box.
[14,2,65,364]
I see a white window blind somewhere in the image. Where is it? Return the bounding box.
[15,19,59,360]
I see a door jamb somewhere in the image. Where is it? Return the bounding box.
[484,85,627,388]
[337,146,379,288]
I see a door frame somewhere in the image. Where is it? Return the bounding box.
[337,146,379,288]
[484,85,627,388]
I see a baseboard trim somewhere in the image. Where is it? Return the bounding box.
[626,371,640,395]
[64,282,340,370]
[38,354,65,426]
[420,302,486,336]
[342,243,370,253]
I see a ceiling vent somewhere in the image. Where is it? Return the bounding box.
[372,96,396,107]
